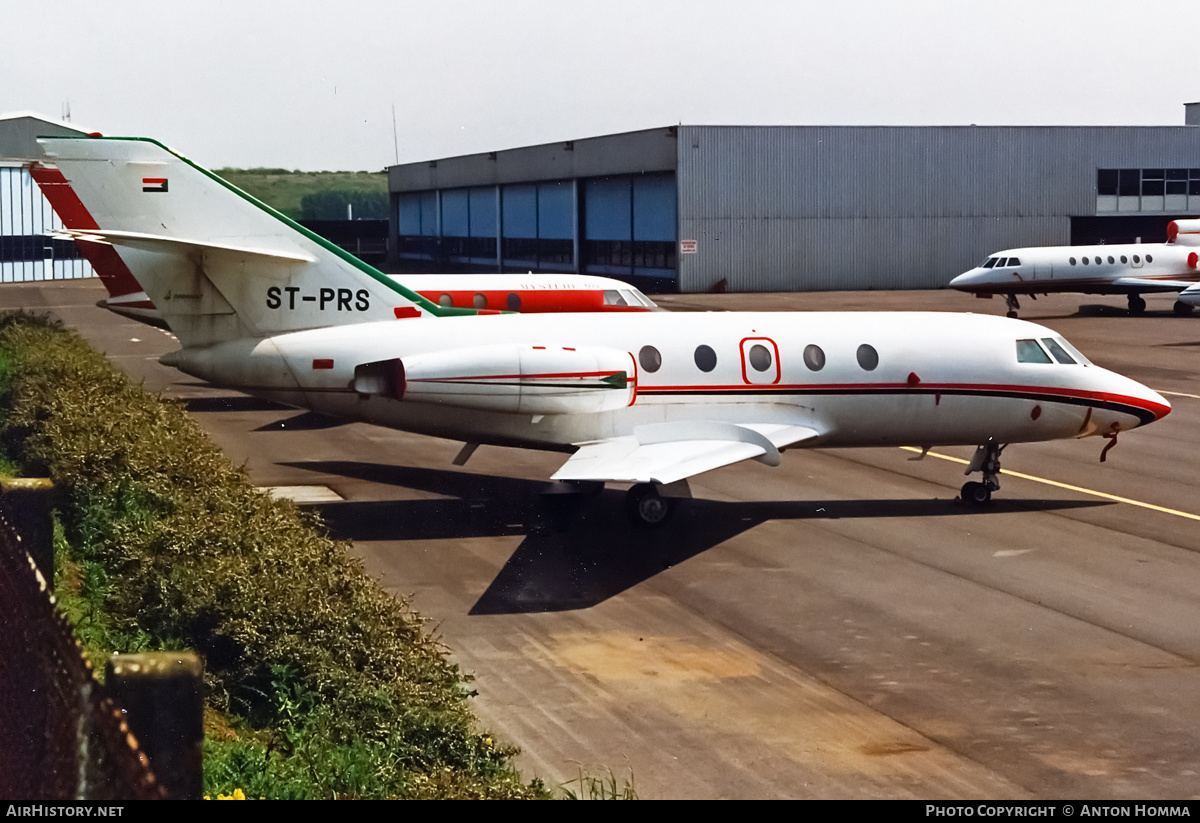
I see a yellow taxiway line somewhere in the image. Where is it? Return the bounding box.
[899,446,1200,522]
[1158,390,1200,400]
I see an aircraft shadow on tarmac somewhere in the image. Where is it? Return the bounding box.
[182,395,291,414]
[282,460,1106,615]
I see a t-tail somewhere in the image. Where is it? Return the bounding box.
[38,136,472,348]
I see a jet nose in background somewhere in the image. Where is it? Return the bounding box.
[949,268,988,291]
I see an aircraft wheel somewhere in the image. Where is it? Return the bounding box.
[1174,300,1195,317]
[626,483,673,528]
[1005,310,1018,318]
[961,481,992,505]
[1128,295,1147,315]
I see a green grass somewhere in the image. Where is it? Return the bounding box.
[213,168,388,220]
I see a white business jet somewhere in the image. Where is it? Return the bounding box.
[40,135,1170,526]
[28,164,656,326]
[949,220,1200,318]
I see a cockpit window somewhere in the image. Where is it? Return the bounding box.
[1008,257,1020,266]
[1041,338,1077,364]
[1054,337,1092,366]
[603,290,629,306]
[995,257,1008,267]
[1016,339,1053,364]
[982,257,998,268]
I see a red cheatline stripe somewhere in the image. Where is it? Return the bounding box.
[142,178,167,185]
[417,370,622,382]
[637,381,1169,419]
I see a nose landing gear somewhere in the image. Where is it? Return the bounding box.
[961,442,1006,505]
[1004,294,1020,318]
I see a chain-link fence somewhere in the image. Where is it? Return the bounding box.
[0,510,164,800]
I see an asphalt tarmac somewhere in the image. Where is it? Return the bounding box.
[4,279,1199,799]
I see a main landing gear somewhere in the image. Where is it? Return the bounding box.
[624,480,691,528]
[1004,294,1020,318]
[961,443,1006,505]
[1174,300,1195,317]
[1128,294,1147,315]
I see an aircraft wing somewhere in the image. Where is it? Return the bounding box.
[53,228,315,263]
[552,421,821,485]
[1110,276,1198,292]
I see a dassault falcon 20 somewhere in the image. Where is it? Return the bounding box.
[949,220,1200,318]
[28,164,656,327]
[40,134,1171,525]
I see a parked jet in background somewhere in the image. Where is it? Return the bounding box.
[949,220,1200,317]
[40,135,1170,525]
[28,164,656,327]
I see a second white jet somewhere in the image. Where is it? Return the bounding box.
[950,219,1200,318]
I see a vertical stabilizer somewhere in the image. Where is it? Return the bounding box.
[38,136,462,347]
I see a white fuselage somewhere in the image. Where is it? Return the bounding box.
[950,243,1200,295]
[163,310,1168,455]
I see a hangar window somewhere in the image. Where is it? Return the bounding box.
[639,345,662,373]
[803,344,825,371]
[856,344,879,372]
[1167,169,1188,195]
[1142,169,1165,197]
[748,344,773,372]
[1016,339,1052,364]
[1097,169,1119,196]
[1041,338,1077,365]
[694,345,717,372]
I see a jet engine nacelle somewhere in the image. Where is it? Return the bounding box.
[353,344,635,415]
[1167,219,1200,247]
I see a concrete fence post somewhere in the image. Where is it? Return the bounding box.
[105,652,204,800]
[0,477,56,588]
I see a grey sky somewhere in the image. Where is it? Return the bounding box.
[3,0,1196,171]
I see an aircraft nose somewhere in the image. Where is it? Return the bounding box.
[949,269,985,290]
[1109,374,1171,428]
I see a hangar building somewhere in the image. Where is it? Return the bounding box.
[387,105,1200,294]
[0,113,92,283]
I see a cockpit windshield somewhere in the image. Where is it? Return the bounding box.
[1016,337,1091,365]
[982,257,998,268]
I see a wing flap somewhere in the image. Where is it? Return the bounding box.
[552,421,820,484]
[1110,276,1198,291]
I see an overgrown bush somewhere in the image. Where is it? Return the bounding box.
[0,313,546,799]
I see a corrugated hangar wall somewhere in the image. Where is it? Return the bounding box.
[387,123,1200,293]
[674,125,1200,293]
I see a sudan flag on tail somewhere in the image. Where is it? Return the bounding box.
[142,177,168,193]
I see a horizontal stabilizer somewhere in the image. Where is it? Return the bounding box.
[552,421,819,484]
[54,228,316,263]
